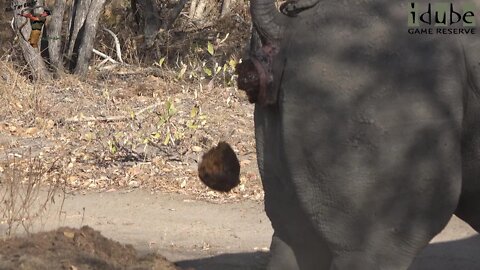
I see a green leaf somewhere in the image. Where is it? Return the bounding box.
[178,65,187,79]
[190,106,199,118]
[207,42,214,55]
[187,121,199,129]
[108,140,117,154]
[167,101,176,116]
[174,131,184,140]
[203,67,212,77]
[130,110,136,119]
[163,132,171,145]
[84,132,94,142]
[165,100,172,110]
[158,116,166,126]
[158,57,166,67]
[151,132,161,139]
[229,58,237,70]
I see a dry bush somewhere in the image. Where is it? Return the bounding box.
[97,0,250,67]
[0,59,52,124]
[0,155,65,236]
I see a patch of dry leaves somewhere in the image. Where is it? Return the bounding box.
[0,59,264,203]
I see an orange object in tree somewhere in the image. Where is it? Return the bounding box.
[20,10,50,48]
[28,29,42,48]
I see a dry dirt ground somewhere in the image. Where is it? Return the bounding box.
[0,190,479,270]
[0,225,180,270]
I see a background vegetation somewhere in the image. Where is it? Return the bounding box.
[0,0,263,237]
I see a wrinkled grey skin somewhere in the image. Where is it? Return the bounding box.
[250,0,480,269]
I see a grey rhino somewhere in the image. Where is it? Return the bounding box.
[237,0,480,269]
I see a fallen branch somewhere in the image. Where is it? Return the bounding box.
[10,18,15,33]
[60,102,162,124]
[98,58,112,66]
[98,64,119,70]
[93,48,118,64]
[103,28,124,63]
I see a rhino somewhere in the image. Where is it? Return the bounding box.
[236,0,480,269]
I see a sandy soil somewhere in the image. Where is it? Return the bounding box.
[1,190,478,270]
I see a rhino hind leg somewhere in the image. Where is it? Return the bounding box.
[268,232,332,270]
[266,235,299,270]
[329,253,379,270]
[455,89,480,232]
[329,249,416,270]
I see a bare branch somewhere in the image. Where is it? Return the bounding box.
[93,48,118,64]
[103,28,123,63]
[60,102,163,124]
[98,58,112,66]
[98,64,118,70]
[10,18,15,32]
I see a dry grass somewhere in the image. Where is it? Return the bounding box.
[0,12,263,204]
[0,154,65,236]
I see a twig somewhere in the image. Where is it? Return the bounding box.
[92,48,118,64]
[61,102,163,124]
[63,114,131,123]
[103,28,124,63]
[135,102,163,115]
[10,18,15,33]
[99,64,119,70]
[98,58,111,66]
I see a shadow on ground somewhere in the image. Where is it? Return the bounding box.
[177,251,269,270]
[410,235,480,270]
[176,235,480,270]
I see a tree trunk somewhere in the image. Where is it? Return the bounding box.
[189,0,198,18]
[220,0,232,18]
[142,0,161,47]
[74,0,106,75]
[11,0,107,78]
[193,0,207,20]
[13,0,50,80]
[47,0,67,72]
[163,0,189,30]
[131,0,141,26]
[66,0,91,65]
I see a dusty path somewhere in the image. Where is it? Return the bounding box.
[9,190,480,270]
